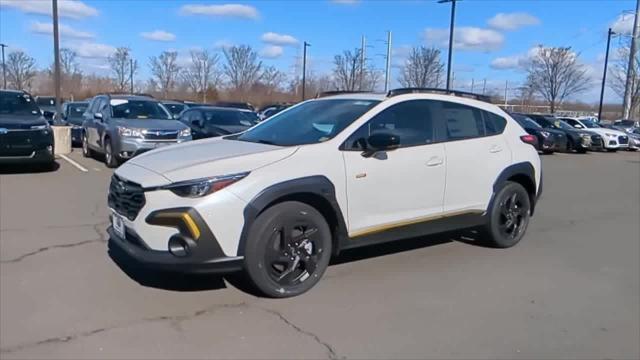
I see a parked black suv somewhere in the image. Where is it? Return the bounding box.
[0,90,55,167]
[511,113,565,154]
[179,106,259,140]
[62,101,89,145]
[523,113,593,153]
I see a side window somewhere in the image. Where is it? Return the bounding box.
[484,111,507,136]
[439,101,484,141]
[565,119,579,127]
[87,98,98,114]
[344,100,436,150]
[181,110,192,122]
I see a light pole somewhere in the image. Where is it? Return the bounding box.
[598,28,615,121]
[52,0,63,124]
[301,41,310,101]
[384,31,392,92]
[0,43,7,89]
[130,58,134,95]
[439,0,458,91]
[623,0,640,118]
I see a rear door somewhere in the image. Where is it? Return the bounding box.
[438,101,511,212]
[341,100,446,236]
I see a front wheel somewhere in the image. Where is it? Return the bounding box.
[481,182,531,248]
[244,201,332,298]
[104,140,119,168]
[82,133,93,158]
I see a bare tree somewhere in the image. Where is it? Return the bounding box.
[6,50,37,90]
[108,47,138,93]
[222,45,262,93]
[332,49,362,91]
[525,46,591,113]
[399,46,444,88]
[181,49,220,102]
[260,66,286,93]
[609,39,640,117]
[149,51,180,98]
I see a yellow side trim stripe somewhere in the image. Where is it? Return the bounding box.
[349,209,484,238]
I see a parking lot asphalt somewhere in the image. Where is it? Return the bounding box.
[1,149,639,359]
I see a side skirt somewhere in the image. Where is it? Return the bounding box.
[339,212,486,251]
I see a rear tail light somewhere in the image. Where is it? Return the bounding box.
[520,134,538,146]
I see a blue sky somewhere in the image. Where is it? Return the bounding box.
[0,0,635,103]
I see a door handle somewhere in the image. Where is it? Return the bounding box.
[426,156,444,167]
[489,145,503,153]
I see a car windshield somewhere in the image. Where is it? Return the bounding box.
[616,120,636,127]
[580,119,600,128]
[633,128,640,135]
[236,99,380,146]
[204,109,259,127]
[110,99,171,120]
[163,103,186,117]
[67,103,87,119]
[513,114,541,129]
[0,92,41,117]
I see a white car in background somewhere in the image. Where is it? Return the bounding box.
[561,117,629,151]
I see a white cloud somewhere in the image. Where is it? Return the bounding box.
[0,0,98,19]
[140,30,176,42]
[68,42,116,58]
[214,39,234,50]
[180,4,259,19]
[260,45,284,59]
[425,27,504,52]
[490,56,522,70]
[30,21,94,39]
[261,32,298,46]
[331,0,360,4]
[488,12,540,31]
[611,13,634,35]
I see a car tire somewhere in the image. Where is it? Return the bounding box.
[104,140,119,168]
[542,149,554,155]
[243,201,332,298]
[607,148,618,152]
[576,147,588,154]
[82,133,93,158]
[481,181,531,249]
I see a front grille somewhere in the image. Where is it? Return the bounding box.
[143,129,178,140]
[619,136,629,145]
[108,175,145,221]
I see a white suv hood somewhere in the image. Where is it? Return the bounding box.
[117,137,297,186]
[588,127,626,138]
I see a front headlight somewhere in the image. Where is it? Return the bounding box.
[605,133,617,138]
[161,172,250,198]
[580,133,591,139]
[118,126,143,138]
[540,131,550,138]
[179,128,191,137]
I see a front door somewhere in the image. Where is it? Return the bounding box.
[341,100,446,237]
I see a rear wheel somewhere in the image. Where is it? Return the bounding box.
[542,149,554,155]
[482,182,531,248]
[244,201,332,298]
[104,140,119,168]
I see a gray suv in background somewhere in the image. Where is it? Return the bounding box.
[82,94,192,168]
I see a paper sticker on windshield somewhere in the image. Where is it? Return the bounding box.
[110,99,129,106]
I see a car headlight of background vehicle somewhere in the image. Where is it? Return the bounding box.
[540,131,550,138]
[605,133,617,138]
[31,123,50,134]
[118,126,144,138]
[161,172,250,198]
[579,133,591,139]
[179,128,191,137]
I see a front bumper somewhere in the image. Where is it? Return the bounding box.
[107,210,243,274]
[115,137,190,159]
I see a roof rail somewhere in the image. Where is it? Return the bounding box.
[387,87,491,103]
[315,90,370,98]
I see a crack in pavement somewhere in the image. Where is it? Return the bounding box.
[0,303,248,355]
[260,307,339,360]
[0,221,110,264]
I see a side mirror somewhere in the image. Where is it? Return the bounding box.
[94,112,103,121]
[361,132,400,157]
[42,110,54,120]
[191,119,204,128]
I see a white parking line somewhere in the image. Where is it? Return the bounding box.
[59,154,89,172]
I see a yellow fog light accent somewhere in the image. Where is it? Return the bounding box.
[180,213,201,240]
[149,211,201,240]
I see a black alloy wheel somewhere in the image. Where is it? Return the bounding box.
[244,201,332,298]
[482,181,531,248]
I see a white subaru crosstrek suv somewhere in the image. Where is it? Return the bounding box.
[107,89,542,298]
[561,117,629,151]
